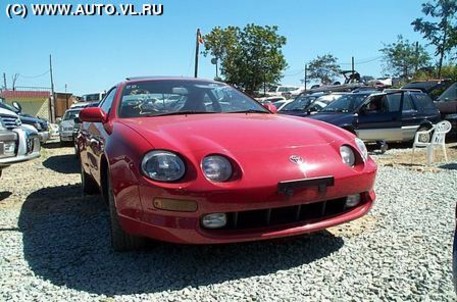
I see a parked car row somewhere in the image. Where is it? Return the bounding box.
[0,99,50,144]
[276,86,451,146]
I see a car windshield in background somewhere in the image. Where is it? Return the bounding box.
[63,110,81,120]
[321,93,371,112]
[119,80,268,118]
[280,95,319,111]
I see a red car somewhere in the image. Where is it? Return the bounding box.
[76,77,377,251]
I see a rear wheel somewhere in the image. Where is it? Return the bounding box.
[107,175,146,252]
[81,163,98,195]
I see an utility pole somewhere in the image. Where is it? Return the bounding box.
[414,41,419,74]
[3,73,6,90]
[49,54,55,123]
[351,57,355,80]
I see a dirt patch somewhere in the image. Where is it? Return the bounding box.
[370,142,457,172]
[327,215,378,238]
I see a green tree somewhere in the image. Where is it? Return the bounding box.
[380,35,431,78]
[307,54,341,85]
[411,0,457,77]
[203,24,287,94]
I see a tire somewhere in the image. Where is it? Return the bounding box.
[416,126,432,143]
[80,163,98,195]
[107,175,146,252]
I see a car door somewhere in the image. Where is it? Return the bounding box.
[80,87,117,183]
[355,93,402,142]
[400,93,420,141]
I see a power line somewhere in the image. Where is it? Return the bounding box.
[18,70,50,79]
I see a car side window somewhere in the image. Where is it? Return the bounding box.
[100,88,117,113]
[402,94,414,111]
[411,93,436,110]
[385,94,401,112]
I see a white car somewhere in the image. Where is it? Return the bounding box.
[59,108,83,145]
[0,117,41,177]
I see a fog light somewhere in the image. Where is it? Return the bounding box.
[202,213,227,229]
[153,198,197,212]
[3,142,16,156]
[346,194,361,207]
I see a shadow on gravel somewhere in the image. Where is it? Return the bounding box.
[19,184,344,296]
[439,163,457,170]
[0,191,12,202]
[42,154,79,174]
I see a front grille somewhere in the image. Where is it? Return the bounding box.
[204,197,358,231]
[0,114,20,130]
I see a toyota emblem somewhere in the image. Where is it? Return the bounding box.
[289,155,304,165]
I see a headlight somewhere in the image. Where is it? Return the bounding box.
[355,138,368,161]
[34,122,42,131]
[141,150,185,182]
[202,155,232,182]
[340,145,355,167]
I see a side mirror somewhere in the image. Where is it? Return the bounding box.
[262,103,278,113]
[12,101,22,113]
[56,117,62,124]
[79,107,108,123]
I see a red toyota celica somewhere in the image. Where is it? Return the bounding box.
[76,77,377,251]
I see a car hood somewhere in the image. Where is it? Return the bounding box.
[114,113,366,183]
[119,113,351,153]
[308,112,355,126]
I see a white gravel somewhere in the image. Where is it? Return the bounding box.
[0,144,456,301]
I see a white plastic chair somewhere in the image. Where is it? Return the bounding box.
[411,120,452,166]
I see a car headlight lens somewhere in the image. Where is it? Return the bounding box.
[340,145,355,167]
[141,150,185,182]
[355,138,368,161]
[202,155,232,182]
[34,122,42,131]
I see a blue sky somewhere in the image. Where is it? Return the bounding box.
[0,0,430,95]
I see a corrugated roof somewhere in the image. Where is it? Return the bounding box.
[0,90,51,98]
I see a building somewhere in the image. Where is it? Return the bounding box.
[0,90,75,122]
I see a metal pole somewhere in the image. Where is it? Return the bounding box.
[304,64,307,91]
[49,54,55,123]
[194,28,200,78]
[3,73,6,90]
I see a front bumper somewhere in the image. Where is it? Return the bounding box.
[60,131,74,142]
[38,131,50,144]
[116,160,377,244]
[0,128,40,168]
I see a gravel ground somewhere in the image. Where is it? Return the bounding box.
[0,142,456,301]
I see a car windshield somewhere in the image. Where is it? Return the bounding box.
[279,95,319,111]
[437,82,457,101]
[62,110,81,120]
[118,79,269,118]
[0,102,19,113]
[321,93,371,112]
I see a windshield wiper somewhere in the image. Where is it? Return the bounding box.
[228,109,269,114]
[143,110,216,117]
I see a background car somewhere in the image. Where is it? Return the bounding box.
[278,92,345,117]
[0,117,41,177]
[59,108,83,146]
[310,90,441,143]
[0,100,49,144]
[76,76,377,251]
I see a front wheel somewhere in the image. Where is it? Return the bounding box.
[416,126,432,143]
[107,175,146,252]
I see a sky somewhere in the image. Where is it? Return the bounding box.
[0,0,431,96]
